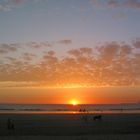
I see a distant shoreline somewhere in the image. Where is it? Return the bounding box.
[0,110,140,114]
[0,103,140,114]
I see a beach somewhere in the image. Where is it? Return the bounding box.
[0,134,140,140]
[0,113,140,140]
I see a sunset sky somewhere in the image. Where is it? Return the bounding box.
[0,0,140,104]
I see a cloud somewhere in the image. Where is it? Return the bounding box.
[0,43,18,54]
[79,47,93,55]
[26,42,42,49]
[0,49,8,54]
[5,57,17,62]
[33,0,48,3]
[97,42,120,61]
[0,0,25,12]
[22,53,37,61]
[42,42,53,47]
[0,81,41,88]
[89,0,102,7]
[90,0,140,9]
[0,4,13,12]
[132,38,140,48]
[26,42,53,49]
[11,0,25,5]
[0,0,47,12]
[125,0,140,9]
[108,0,120,8]
[0,39,140,87]
[67,47,92,57]
[47,50,55,56]
[42,51,57,64]
[67,49,81,57]
[58,39,72,45]
[120,44,132,55]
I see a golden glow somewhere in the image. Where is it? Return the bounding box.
[70,99,79,106]
[0,87,140,104]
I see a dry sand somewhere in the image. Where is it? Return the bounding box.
[0,134,140,140]
[0,113,140,139]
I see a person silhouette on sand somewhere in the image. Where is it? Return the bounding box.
[7,118,15,130]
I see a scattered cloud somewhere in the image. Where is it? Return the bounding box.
[47,50,55,56]
[0,0,48,12]
[26,42,53,48]
[5,56,15,61]
[22,53,37,61]
[11,0,25,5]
[120,44,132,55]
[26,42,42,49]
[1,0,140,12]
[0,39,140,87]
[0,81,41,88]
[97,42,120,61]
[125,0,140,9]
[67,49,81,57]
[0,49,8,54]
[108,0,120,8]
[42,51,58,64]
[132,38,140,48]
[0,43,18,54]
[0,0,25,12]
[90,0,140,9]
[58,39,72,45]
[0,4,12,12]
[89,0,102,8]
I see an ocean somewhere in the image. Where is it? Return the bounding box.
[0,103,140,114]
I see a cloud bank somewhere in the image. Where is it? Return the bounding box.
[90,0,140,9]
[0,39,140,87]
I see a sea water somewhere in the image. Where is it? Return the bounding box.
[0,103,140,114]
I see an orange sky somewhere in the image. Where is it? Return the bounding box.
[0,87,140,104]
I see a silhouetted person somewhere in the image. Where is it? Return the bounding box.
[7,118,15,130]
[7,118,11,130]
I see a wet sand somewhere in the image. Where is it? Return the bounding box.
[0,113,140,139]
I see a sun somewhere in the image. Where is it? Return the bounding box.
[70,99,79,106]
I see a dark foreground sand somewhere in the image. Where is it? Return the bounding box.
[0,113,140,140]
[0,134,140,140]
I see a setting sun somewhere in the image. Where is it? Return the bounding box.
[70,99,79,106]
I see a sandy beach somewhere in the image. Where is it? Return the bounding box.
[0,134,140,140]
[0,113,140,139]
